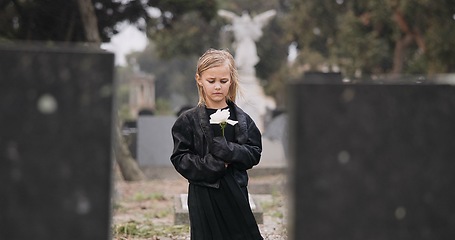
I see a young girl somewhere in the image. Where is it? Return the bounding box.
[170,49,263,240]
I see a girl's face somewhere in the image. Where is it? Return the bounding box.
[197,63,232,109]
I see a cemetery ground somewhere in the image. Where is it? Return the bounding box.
[112,170,288,240]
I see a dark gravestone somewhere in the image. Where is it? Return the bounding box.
[287,82,455,240]
[0,44,114,240]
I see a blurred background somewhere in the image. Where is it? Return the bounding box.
[2,1,455,239]
[2,0,454,121]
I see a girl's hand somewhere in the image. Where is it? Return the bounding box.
[211,136,234,161]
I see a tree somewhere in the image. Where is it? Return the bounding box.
[145,0,219,58]
[284,0,455,79]
[0,0,217,43]
[114,120,145,181]
[77,0,101,43]
[0,0,149,42]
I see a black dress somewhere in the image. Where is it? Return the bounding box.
[187,106,263,240]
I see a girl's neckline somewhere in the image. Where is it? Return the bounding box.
[205,106,229,110]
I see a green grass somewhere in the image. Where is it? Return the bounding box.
[272,211,284,219]
[143,208,172,219]
[112,202,124,211]
[260,191,285,219]
[133,192,167,202]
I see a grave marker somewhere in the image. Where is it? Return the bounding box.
[288,81,455,240]
[0,43,115,240]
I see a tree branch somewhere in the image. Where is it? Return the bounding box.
[77,0,101,43]
[393,9,426,52]
[391,9,427,74]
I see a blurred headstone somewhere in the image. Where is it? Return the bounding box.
[287,81,455,240]
[137,115,176,167]
[0,43,114,240]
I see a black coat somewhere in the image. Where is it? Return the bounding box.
[170,102,262,188]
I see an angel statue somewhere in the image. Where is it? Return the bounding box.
[218,9,276,74]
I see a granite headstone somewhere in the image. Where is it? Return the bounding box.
[137,115,176,167]
[287,81,455,240]
[0,43,115,240]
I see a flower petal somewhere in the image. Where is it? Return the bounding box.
[226,119,238,126]
[209,108,232,125]
[210,119,221,124]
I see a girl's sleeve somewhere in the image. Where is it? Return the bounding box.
[170,115,226,183]
[210,118,262,170]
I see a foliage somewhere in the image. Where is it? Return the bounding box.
[284,0,455,79]
[0,0,147,42]
[145,0,219,58]
[0,0,217,44]
[4,0,452,111]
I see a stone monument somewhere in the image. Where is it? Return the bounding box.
[218,9,277,132]
[0,43,114,240]
[287,78,455,239]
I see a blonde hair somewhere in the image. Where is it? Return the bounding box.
[195,48,239,106]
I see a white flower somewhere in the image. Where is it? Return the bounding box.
[209,109,238,136]
[209,109,238,126]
